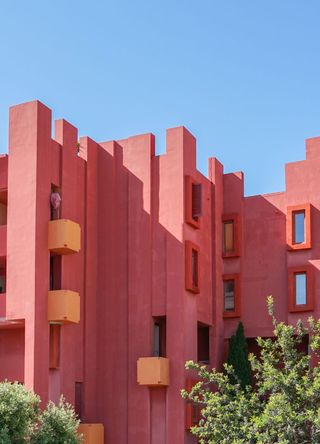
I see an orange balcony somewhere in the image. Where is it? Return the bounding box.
[78,424,104,444]
[137,357,169,387]
[48,290,80,324]
[48,219,80,255]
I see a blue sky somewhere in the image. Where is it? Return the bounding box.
[1,1,320,195]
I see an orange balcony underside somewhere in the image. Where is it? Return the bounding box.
[48,219,81,255]
[137,357,169,387]
[48,290,80,324]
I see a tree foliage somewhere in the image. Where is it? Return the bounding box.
[0,382,81,443]
[227,321,251,389]
[182,296,320,444]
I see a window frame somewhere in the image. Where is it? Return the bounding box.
[288,266,314,312]
[223,274,240,318]
[185,241,200,294]
[185,175,202,229]
[185,378,202,430]
[222,214,240,258]
[287,204,311,250]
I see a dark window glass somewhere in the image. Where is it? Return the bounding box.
[192,183,202,220]
[197,323,210,363]
[224,280,235,311]
[192,249,199,288]
[153,317,166,357]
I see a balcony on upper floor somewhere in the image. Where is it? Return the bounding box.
[137,357,170,387]
[48,219,81,255]
[48,290,80,324]
[78,424,104,444]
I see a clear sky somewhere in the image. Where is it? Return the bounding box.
[1,1,320,195]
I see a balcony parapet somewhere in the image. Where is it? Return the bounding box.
[137,357,169,387]
[48,290,80,324]
[48,219,80,255]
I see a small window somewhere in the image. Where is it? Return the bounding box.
[295,272,307,305]
[192,183,202,221]
[288,267,313,312]
[222,214,240,257]
[223,275,240,317]
[197,323,210,363]
[185,241,200,293]
[223,221,234,254]
[0,189,8,226]
[224,280,235,311]
[293,211,305,244]
[0,277,5,293]
[185,176,202,228]
[153,317,166,357]
[192,249,199,288]
[287,204,311,250]
[185,379,202,429]
[75,382,83,421]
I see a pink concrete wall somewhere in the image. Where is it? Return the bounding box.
[1,99,320,444]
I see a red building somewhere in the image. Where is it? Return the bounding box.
[0,100,318,443]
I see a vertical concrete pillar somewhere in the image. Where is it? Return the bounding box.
[7,100,51,403]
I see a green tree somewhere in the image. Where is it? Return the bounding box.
[31,396,81,444]
[0,381,40,443]
[0,382,81,443]
[182,296,320,444]
[227,321,251,389]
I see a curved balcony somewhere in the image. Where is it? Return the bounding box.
[48,290,80,324]
[48,219,80,255]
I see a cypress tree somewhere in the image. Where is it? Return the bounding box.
[227,321,251,388]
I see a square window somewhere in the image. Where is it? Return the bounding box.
[223,275,240,318]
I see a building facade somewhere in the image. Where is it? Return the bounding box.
[0,100,319,443]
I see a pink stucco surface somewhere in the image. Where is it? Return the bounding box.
[0,99,319,443]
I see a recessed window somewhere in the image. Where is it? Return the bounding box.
[295,272,307,305]
[287,204,311,250]
[223,275,240,317]
[224,280,235,311]
[0,189,8,226]
[288,267,313,312]
[185,176,202,228]
[192,249,199,288]
[222,214,240,257]
[293,211,305,244]
[153,317,166,357]
[223,221,234,254]
[197,323,210,364]
[192,183,202,222]
[0,274,6,293]
[185,241,200,293]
